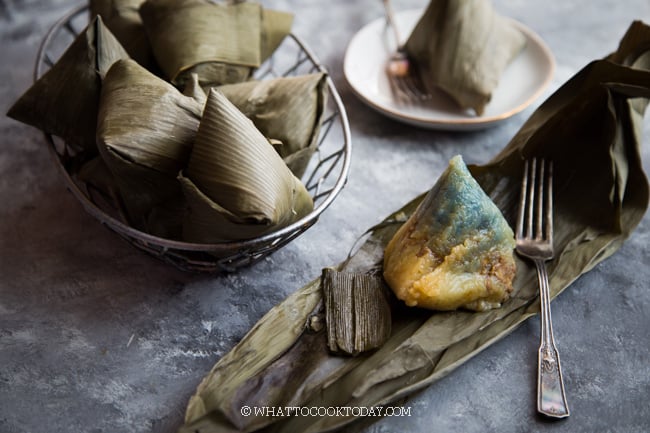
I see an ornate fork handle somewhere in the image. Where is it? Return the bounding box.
[535,259,570,418]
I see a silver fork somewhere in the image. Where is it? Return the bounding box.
[515,158,570,419]
[382,0,431,105]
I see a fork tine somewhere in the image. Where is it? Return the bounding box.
[546,160,554,244]
[403,74,432,102]
[391,77,413,106]
[532,158,554,242]
[516,159,529,240]
[526,158,537,239]
[389,76,431,105]
[536,159,545,240]
[389,74,421,106]
[400,78,419,102]
[518,158,552,242]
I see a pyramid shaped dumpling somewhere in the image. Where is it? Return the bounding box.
[383,155,516,311]
[179,88,313,243]
[7,16,129,153]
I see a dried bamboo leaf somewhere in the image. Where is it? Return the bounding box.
[6,16,128,153]
[180,20,650,433]
[180,88,313,243]
[322,268,392,356]
[218,73,328,178]
[405,0,526,115]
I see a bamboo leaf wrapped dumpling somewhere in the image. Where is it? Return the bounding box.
[139,0,293,88]
[179,89,314,243]
[89,0,156,69]
[96,58,203,228]
[383,155,516,311]
[405,0,526,115]
[6,16,129,153]
[217,73,329,178]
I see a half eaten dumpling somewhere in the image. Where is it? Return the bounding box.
[383,155,516,311]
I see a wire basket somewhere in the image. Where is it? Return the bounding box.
[35,5,351,273]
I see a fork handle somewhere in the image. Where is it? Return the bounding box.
[534,259,570,418]
[382,0,402,47]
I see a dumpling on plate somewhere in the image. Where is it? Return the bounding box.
[405,0,526,115]
[383,155,516,311]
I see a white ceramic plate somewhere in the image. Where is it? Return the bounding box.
[344,9,555,130]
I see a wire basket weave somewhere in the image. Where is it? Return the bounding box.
[35,5,351,273]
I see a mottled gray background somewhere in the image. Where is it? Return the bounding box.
[1,0,649,432]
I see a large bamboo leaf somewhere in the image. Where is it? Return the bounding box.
[179,21,650,433]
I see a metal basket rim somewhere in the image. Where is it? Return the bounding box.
[35,4,351,255]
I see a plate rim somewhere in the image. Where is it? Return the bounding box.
[343,9,556,130]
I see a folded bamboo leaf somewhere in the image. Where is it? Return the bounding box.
[97,58,202,227]
[405,0,526,115]
[179,20,650,433]
[6,16,128,153]
[89,0,156,69]
[322,268,392,356]
[140,0,292,88]
[218,73,328,177]
[179,88,313,243]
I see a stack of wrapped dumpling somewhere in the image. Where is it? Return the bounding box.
[7,0,329,244]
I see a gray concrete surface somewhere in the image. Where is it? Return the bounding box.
[1,0,649,432]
